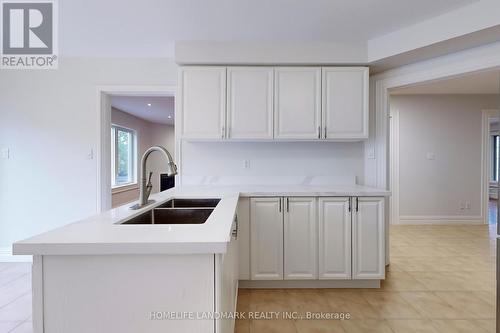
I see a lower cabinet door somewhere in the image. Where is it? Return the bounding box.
[250,197,283,280]
[318,197,352,279]
[284,197,318,280]
[352,197,385,279]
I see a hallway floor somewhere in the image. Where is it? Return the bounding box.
[0,223,496,333]
[235,224,497,333]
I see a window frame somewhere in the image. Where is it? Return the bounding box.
[111,124,137,189]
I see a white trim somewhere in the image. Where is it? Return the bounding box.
[97,85,177,212]
[398,216,484,225]
[482,110,499,223]
[0,247,32,262]
[389,108,400,225]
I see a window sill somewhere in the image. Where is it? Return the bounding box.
[112,184,139,194]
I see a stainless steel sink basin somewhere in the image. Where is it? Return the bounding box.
[120,208,214,225]
[157,198,220,208]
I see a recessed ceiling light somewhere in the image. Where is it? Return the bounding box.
[147,103,152,107]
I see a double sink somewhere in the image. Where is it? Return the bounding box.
[120,198,220,225]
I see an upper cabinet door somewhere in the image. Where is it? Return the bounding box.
[322,67,369,140]
[227,67,274,139]
[284,197,317,280]
[250,197,284,280]
[274,67,321,139]
[179,67,226,139]
[352,197,385,280]
[318,197,351,279]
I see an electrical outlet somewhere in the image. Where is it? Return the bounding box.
[465,201,471,210]
[459,201,465,210]
[243,160,250,169]
[0,148,9,159]
[426,152,436,160]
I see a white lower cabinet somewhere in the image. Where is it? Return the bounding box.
[318,197,351,279]
[352,197,385,279]
[284,197,317,280]
[249,196,385,282]
[250,197,283,280]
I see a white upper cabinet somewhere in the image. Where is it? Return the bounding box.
[179,67,226,139]
[322,67,369,140]
[352,197,385,280]
[318,197,352,279]
[179,66,369,140]
[227,67,274,139]
[250,197,283,280]
[274,67,322,139]
[283,197,317,280]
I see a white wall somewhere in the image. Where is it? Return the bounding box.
[180,141,364,186]
[391,94,498,222]
[0,57,178,251]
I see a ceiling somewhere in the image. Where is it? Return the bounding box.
[111,96,175,125]
[59,0,476,57]
[391,70,500,95]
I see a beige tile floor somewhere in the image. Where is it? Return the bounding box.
[236,223,497,333]
[0,224,496,333]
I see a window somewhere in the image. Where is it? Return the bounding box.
[492,135,499,182]
[111,125,136,187]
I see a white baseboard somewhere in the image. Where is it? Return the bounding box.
[397,215,485,225]
[0,246,32,263]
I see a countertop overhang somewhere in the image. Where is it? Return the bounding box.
[13,185,389,256]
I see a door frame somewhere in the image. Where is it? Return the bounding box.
[482,109,499,223]
[96,85,177,212]
[369,43,500,190]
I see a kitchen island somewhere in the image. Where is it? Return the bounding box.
[14,185,389,333]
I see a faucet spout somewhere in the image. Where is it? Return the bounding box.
[130,146,177,210]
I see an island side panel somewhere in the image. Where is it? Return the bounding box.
[32,255,44,333]
[42,254,215,333]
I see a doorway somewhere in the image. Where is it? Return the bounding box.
[388,70,500,226]
[97,86,177,211]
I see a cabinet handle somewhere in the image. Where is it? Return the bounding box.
[318,126,321,139]
[324,126,327,139]
[356,197,359,212]
[221,126,225,139]
[286,198,289,212]
[279,198,282,212]
[348,198,351,212]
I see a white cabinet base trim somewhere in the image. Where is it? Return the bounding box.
[239,280,380,289]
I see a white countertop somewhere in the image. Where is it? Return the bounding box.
[13,184,389,256]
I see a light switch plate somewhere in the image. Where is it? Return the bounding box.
[0,148,9,159]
